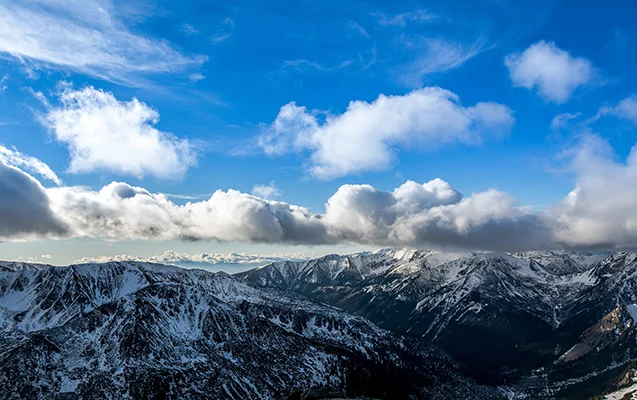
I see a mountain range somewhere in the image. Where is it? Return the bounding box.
[3,249,637,398]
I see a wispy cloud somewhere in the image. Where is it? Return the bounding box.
[0,75,7,92]
[0,145,61,185]
[347,21,370,38]
[281,59,355,73]
[210,17,234,43]
[398,37,487,87]
[0,0,206,85]
[375,9,436,27]
[180,23,199,36]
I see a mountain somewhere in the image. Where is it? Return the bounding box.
[0,260,499,400]
[237,249,637,397]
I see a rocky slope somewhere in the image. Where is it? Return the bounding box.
[0,261,498,400]
[237,249,637,397]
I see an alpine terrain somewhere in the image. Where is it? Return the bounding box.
[237,249,637,398]
[3,249,637,399]
[0,260,498,399]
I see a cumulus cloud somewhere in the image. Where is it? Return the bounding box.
[0,160,66,239]
[1,140,637,250]
[0,0,205,84]
[505,41,595,103]
[252,181,282,199]
[323,180,550,250]
[43,86,198,179]
[550,134,637,249]
[260,87,514,179]
[46,181,329,243]
[0,145,61,185]
[74,250,310,266]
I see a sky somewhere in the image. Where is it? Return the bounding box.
[1,0,637,267]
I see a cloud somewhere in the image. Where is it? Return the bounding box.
[549,134,637,249]
[323,180,549,250]
[375,9,436,27]
[598,95,637,123]
[74,250,310,266]
[0,0,205,84]
[181,23,199,36]
[347,21,369,38]
[551,112,581,132]
[210,17,234,43]
[0,159,67,239]
[46,181,330,243]
[252,181,282,199]
[259,87,514,179]
[2,139,637,251]
[0,75,7,92]
[0,145,62,185]
[280,59,355,74]
[505,41,595,103]
[398,38,486,87]
[42,86,198,179]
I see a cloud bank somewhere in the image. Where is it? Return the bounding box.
[0,159,66,239]
[505,41,595,103]
[74,250,310,266]
[2,132,637,252]
[260,87,514,179]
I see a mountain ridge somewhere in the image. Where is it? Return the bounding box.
[0,260,498,399]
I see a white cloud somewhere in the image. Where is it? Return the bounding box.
[252,181,282,199]
[323,180,549,250]
[0,0,205,84]
[43,86,198,179]
[505,41,595,103]
[1,140,637,250]
[376,9,436,27]
[399,38,485,87]
[0,75,7,92]
[347,21,369,38]
[210,17,234,44]
[46,181,329,243]
[551,112,581,132]
[550,134,637,249]
[0,145,61,185]
[74,250,310,266]
[260,87,514,179]
[180,23,199,36]
[598,95,637,123]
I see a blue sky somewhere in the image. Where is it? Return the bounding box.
[0,0,637,266]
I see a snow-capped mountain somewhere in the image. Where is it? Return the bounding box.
[237,248,637,397]
[0,261,498,399]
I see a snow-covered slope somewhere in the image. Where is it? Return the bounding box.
[0,261,497,399]
[238,249,637,392]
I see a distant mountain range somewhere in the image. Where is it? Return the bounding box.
[3,249,637,398]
